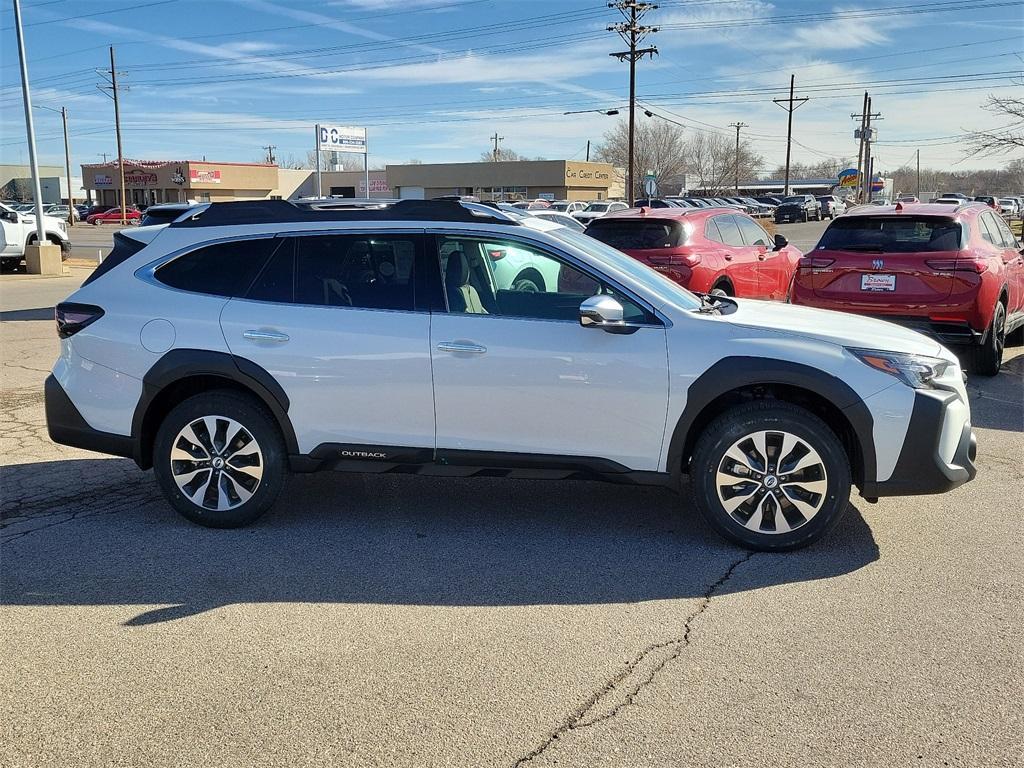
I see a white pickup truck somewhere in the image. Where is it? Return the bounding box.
[0,202,71,270]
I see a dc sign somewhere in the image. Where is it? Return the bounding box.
[316,125,366,154]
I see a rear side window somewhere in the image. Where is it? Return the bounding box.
[817,216,963,253]
[294,234,417,311]
[976,214,1000,245]
[156,238,278,297]
[140,207,189,227]
[585,219,685,250]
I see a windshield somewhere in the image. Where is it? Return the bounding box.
[782,196,804,203]
[547,228,702,310]
[818,216,963,253]
[549,202,569,211]
[584,203,610,212]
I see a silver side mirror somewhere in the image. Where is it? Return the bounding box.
[580,295,623,326]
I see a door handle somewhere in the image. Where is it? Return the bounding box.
[437,341,487,354]
[243,329,290,343]
[723,254,733,261]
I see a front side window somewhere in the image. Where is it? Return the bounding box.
[436,235,650,323]
[156,238,278,297]
[735,215,771,247]
[293,234,417,311]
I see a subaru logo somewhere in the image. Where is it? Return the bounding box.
[872,259,884,269]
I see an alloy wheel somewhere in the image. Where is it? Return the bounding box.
[715,429,828,534]
[170,415,264,511]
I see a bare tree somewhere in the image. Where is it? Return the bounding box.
[479,147,527,162]
[594,119,688,199]
[276,151,365,170]
[683,132,764,194]
[966,95,1024,156]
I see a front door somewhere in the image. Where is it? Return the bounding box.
[429,233,669,471]
[709,214,759,298]
[736,214,787,300]
[220,231,436,455]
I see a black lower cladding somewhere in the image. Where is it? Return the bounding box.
[298,444,672,486]
[44,374,135,459]
[862,388,977,498]
[876,315,984,346]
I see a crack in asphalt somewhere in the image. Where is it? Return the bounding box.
[512,550,757,767]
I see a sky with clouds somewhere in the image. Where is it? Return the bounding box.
[1,0,1021,174]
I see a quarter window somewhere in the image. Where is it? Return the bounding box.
[437,235,651,323]
[978,213,1000,245]
[294,234,417,311]
[156,238,278,297]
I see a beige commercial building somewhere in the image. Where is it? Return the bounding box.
[81,160,282,207]
[386,160,617,202]
[79,158,620,206]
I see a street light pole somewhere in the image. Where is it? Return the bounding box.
[12,0,46,244]
[36,104,75,226]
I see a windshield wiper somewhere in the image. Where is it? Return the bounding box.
[694,292,722,314]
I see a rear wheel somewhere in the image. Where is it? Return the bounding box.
[970,301,1006,376]
[690,401,851,551]
[153,390,286,528]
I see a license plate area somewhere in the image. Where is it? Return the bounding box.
[861,274,896,291]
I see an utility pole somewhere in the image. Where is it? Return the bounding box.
[98,152,109,162]
[60,107,73,224]
[729,121,748,193]
[609,1,658,205]
[98,48,128,223]
[490,132,504,161]
[860,99,881,202]
[263,144,276,164]
[773,75,808,197]
[12,0,46,245]
[853,92,868,203]
[916,148,921,200]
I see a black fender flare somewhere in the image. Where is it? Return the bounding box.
[131,348,298,468]
[665,356,877,486]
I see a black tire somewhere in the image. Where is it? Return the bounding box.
[710,284,732,298]
[970,301,1006,376]
[152,390,286,528]
[0,257,20,272]
[512,271,544,293]
[690,401,851,551]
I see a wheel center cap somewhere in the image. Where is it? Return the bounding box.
[763,475,778,489]
[212,457,225,469]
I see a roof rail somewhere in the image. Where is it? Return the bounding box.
[168,198,519,228]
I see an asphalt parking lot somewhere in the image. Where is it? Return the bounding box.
[1,241,1021,767]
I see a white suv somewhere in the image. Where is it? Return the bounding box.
[45,199,977,550]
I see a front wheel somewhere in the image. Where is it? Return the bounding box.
[153,390,286,528]
[690,401,851,551]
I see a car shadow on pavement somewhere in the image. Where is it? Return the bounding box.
[1,459,880,626]
[0,307,54,321]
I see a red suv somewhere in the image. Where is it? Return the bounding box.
[584,207,802,300]
[790,202,1024,375]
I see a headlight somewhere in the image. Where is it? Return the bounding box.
[848,348,950,389]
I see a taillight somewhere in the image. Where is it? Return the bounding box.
[925,257,988,274]
[55,302,104,338]
[799,256,835,268]
[646,252,701,267]
[487,249,506,260]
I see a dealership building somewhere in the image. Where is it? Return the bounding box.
[81,158,621,206]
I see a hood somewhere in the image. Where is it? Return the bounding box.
[725,299,948,358]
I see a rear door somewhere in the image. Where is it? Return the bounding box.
[710,214,758,297]
[219,231,437,455]
[810,215,959,311]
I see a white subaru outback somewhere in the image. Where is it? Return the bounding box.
[45,200,977,550]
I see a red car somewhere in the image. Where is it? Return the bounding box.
[86,206,141,225]
[584,206,802,300]
[790,202,1024,375]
